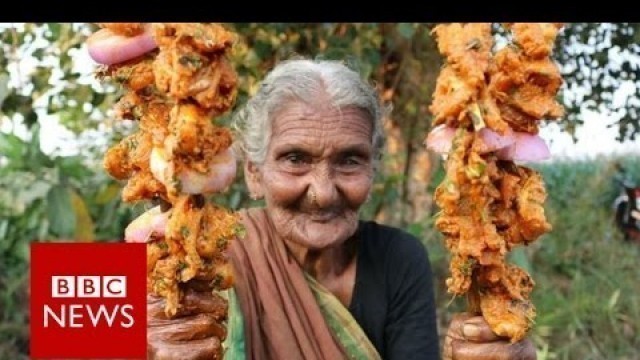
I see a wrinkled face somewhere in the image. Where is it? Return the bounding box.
[246,101,375,250]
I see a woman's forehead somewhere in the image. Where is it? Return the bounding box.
[271,103,372,135]
[267,103,372,153]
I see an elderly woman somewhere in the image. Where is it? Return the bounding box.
[89,27,536,360]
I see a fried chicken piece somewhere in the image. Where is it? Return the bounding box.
[103,131,168,202]
[165,195,206,283]
[167,104,234,175]
[98,54,157,92]
[151,23,238,113]
[516,167,552,241]
[188,57,238,113]
[447,254,476,295]
[507,23,563,59]
[435,215,460,238]
[196,206,239,259]
[432,23,493,89]
[478,86,509,134]
[478,265,536,342]
[195,260,234,290]
[122,170,167,203]
[430,66,477,127]
[158,195,237,316]
[151,257,181,316]
[148,238,170,276]
[489,47,564,129]
[103,140,133,180]
[103,132,152,180]
[152,23,235,54]
[154,46,237,112]
[496,101,540,134]
[510,82,564,120]
[112,90,172,145]
[98,23,146,37]
[139,100,172,145]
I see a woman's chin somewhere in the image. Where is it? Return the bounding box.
[293,219,357,250]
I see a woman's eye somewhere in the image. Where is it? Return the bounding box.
[337,156,367,171]
[284,152,308,165]
[343,157,360,165]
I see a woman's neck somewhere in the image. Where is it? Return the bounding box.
[283,235,358,281]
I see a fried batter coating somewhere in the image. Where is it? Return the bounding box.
[103,131,168,202]
[152,23,235,54]
[477,265,536,342]
[103,140,133,180]
[432,23,493,89]
[151,23,238,113]
[151,257,180,316]
[515,167,553,241]
[154,45,237,112]
[430,66,476,127]
[98,23,146,37]
[507,23,563,59]
[158,195,238,316]
[166,103,234,178]
[98,54,157,92]
[122,170,166,203]
[489,47,564,131]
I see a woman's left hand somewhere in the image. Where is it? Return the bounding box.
[443,313,536,360]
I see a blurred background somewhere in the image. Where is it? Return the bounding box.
[1,23,639,359]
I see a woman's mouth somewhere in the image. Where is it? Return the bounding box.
[308,211,339,222]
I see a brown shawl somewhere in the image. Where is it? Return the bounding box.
[229,208,347,360]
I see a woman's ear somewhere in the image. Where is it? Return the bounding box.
[244,161,264,200]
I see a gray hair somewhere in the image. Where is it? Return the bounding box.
[231,59,386,166]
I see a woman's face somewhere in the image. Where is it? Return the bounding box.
[247,101,375,250]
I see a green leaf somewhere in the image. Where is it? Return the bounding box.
[509,248,532,274]
[397,23,415,39]
[95,183,121,205]
[0,133,24,161]
[69,188,95,242]
[0,73,10,108]
[46,186,76,238]
[0,219,8,239]
[47,23,61,40]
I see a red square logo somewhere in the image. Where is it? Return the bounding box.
[30,243,147,359]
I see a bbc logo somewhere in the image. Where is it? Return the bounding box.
[52,276,127,298]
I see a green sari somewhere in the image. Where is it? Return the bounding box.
[223,279,381,360]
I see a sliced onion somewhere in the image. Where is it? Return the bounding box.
[425,125,457,154]
[87,27,157,65]
[426,125,516,155]
[497,133,551,162]
[150,147,237,194]
[124,206,169,243]
[475,127,516,154]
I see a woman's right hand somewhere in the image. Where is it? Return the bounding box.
[147,288,228,360]
[87,24,157,65]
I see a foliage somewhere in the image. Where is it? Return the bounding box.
[555,23,640,141]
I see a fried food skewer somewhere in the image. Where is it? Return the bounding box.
[96,23,241,358]
[429,23,563,342]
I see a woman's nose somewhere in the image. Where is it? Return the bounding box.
[308,164,338,207]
